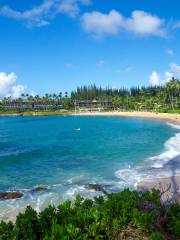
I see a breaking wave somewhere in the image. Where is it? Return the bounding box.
[115,122,180,188]
[1,120,180,222]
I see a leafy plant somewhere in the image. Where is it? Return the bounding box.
[0,189,179,240]
[150,232,165,240]
[166,204,180,237]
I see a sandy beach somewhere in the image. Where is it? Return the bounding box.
[73,111,180,123]
[1,111,180,123]
[138,176,180,203]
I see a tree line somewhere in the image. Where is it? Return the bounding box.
[1,78,180,112]
[71,78,180,112]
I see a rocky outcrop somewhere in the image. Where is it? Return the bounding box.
[84,184,108,195]
[31,187,47,193]
[0,192,23,200]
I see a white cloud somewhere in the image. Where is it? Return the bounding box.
[149,71,173,86]
[166,49,174,56]
[58,0,91,18]
[164,71,173,82]
[81,10,165,37]
[81,10,123,36]
[0,0,91,27]
[125,11,165,36]
[58,0,80,17]
[0,72,26,99]
[149,72,161,86]
[29,91,36,97]
[0,1,53,27]
[96,60,105,68]
[10,85,26,99]
[170,63,180,78]
[149,62,180,86]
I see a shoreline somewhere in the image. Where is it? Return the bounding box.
[0,111,180,123]
[138,176,180,203]
[0,110,180,221]
[1,176,180,222]
[75,111,180,202]
[0,111,72,117]
[72,111,180,123]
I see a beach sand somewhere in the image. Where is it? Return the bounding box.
[1,111,180,123]
[73,111,180,123]
[138,176,180,203]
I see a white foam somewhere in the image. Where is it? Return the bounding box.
[1,121,180,221]
[115,124,180,189]
[64,185,101,200]
[115,168,154,189]
[166,122,180,129]
[149,132,180,168]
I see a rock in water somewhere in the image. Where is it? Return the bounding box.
[0,192,23,200]
[84,184,108,195]
[31,187,47,193]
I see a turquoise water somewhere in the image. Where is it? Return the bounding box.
[0,116,179,220]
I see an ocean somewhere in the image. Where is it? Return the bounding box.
[0,116,179,220]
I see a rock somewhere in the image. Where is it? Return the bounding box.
[31,187,47,193]
[0,192,23,200]
[84,184,108,195]
[85,184,103,191]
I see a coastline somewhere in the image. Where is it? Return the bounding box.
[75,111,180,201]
[0,111,73,117]
[0,110,180,222]
[73,111,180,123]
[138,176,180,203]
[0,111,180,123]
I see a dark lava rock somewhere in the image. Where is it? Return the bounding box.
[0,192,23,200]
[31,187,47,193]
[84,184,108,195]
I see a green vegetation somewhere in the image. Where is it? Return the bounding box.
[0,189,180,240]
[0,78,180,114]
[0,110,73,116]
[71,78,180,112]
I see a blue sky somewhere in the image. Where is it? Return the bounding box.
[0,0,180,97]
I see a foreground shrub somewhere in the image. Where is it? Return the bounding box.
[150,232,165,240]
[0,221,14,240]
[166,204,180,237]
[14,206,40,240]
[0,189,179,240]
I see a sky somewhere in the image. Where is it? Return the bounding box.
[0,0,180,98]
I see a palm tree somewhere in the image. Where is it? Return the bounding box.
[52,93,57,100]
[58,92,62,100]
[167,79,175,110]
[65,92,68,98]
[45,93,49,100]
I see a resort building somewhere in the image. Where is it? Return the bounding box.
[1,100,62,111]
[74,100,113,110]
